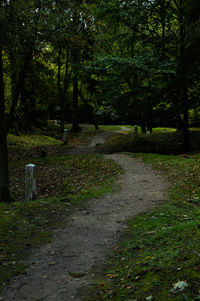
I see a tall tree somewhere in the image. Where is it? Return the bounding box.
[0,0,53,202]
[0,16,11,201]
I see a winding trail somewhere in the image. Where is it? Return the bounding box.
[1,133,168,301]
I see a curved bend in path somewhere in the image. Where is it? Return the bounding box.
[1,153,168,301]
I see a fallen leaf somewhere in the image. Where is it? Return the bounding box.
[146,296,153,301]
[172,281,188,292]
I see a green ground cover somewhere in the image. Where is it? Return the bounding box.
[64,123,131,133]
[99,129,200,154]
[3,124,200,298]
[7,133,62,148]
[88,152,200,301]
[0,128,121,290]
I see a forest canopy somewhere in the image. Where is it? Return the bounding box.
[0,0,200,201]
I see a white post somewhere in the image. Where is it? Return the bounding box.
[64,129,68,144]
[54,120,57,125]
[25,164,37,201]
[134,125,138,137]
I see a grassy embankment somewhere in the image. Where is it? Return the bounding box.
[87,127,200,301]
[99,127,200,155]
[0,124,122,289]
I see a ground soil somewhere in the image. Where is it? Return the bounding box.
[1,132,169,301]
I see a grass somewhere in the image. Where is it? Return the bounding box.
[64,123,132,134]
[4,124,200,298]
[8,123,94,150]
[9,154,120,201]
[0,127,122,290]
[98,125,176,134]
[87,152,200,301]
[0,198,69,287]
[63,123,176,134]
[99,130,200,154]
[7,133,62,148]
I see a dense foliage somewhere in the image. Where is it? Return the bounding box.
[0,0,200,201]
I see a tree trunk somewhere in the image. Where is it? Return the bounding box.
[0,130,13,202]
[60,105,65,133]
[57,48,71,133]
[78,89,99,130]
[0,43,13,202]
[179,0,189,152]
[93,118,99,130]
[161,0,166,58]
[182,89,189,152]
[71,77,81,132]
[58,51,64,133]
[57,48,64,133]
[141,123,147,134]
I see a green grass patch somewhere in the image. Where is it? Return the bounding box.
[152,127,176,133]
[8,133,62,149]
[64,123,125,132]
[98,125,128,132]
[98,125,176,134]
[88,152,200,301]
[0,198,68,288]
[9,155,121,201]
[8,123,96,153]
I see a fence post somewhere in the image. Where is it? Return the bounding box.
[64,129,68,144]
[134,125,138,138]
[25,164,37,201]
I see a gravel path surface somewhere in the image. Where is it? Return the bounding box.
[1,133,168,301]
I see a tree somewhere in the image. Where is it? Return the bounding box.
[46,1,72,133]
[0,14,10,201]
[91,0,200,148]
[0,0,54,202]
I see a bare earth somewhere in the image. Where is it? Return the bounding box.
[1,133,168,301]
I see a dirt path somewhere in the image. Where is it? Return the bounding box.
[1,134,168,301]
[68,131,116,154]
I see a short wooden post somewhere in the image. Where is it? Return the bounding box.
[134,125,138,137]
[147,128,152,134]
[25,164,37,201]
[64,129,68,144]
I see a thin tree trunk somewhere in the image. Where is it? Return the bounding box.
[78,89,99,130]
[179,0,189,152]
[57,48,65,133]
[93,118,99,130]
[161,0,166,58]
[0,43,13,202]
[58,49,71,133]
[182,89,189,152]
[141,123,147,134]
[71,77,81,132]
[9,53,33,129]
[0,130,12,202]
